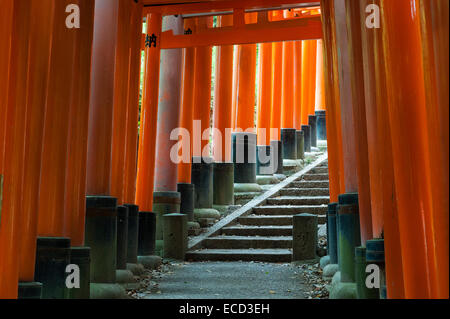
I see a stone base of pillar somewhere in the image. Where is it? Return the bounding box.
[274,173,287,181]
[296,130,305,160]
[153,191,181,242]
[163,213,188,260]
[283,159,302,176]
[177,183,195,222]
[329,271,357,299]
[137,255,162,270]
[187,221,201,235]
[126,263,145,276]
[256,175,280,185]
[115,269,139,290]
[213,162,234,207]
[337,192,361,283]
[320,255,331,269]
[315,110,326,140]
[233,183,262,193]
[323,263,339,280]
[194,208,221,227]
[301,125,311,153]
[355,246,379,299]
[124,204,139,265]
[85,196,118,285]
[90,283,126,299]
[281,128,298,160]
[18,282,42,299]
[116,205,129,270]
[308,115,318,148]
[138,211,156,256]
[35,237,71,299]
[69,247,91,299]
[234,183,263,205]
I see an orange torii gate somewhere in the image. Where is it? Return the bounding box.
[136,0,323,213]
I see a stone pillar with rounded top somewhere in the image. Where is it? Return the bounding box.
[292,213,318,262]
[191,157,221,227]
[123,204,144,275]
[152,191,180,256]
[163,213,188,260]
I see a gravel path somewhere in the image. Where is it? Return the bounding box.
[130,261,329,299]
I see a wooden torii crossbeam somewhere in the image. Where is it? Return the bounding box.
[140,0,322,49]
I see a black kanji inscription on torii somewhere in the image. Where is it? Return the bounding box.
[184,28,192,35]
[145,34,157,48]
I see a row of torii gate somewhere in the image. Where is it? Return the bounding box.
[0,0,448,300]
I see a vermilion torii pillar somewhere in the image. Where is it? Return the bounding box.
[234,12,257,133]
[320,0,344,204]
[213,15,234,162]
[358,0,404,298]
[419,0,449,299]
[343,0,373,246]
[381,0,439,298]
[0,0,30,299]
[315,40,326,112]
[85,0,125,298]
[300,39,317,126]
[270,40,283,142]
[123,1,144,205]
[256,41,273,147]
[64,0,95,248]
[153,15,183,192]
[178,18,197,183]
[37,0,77,238]
[281,10,295,131]
[18,0,54,287]
[111,0,133,206]
[135,12,162,211]
[293,41,302,130]
[193,16,213,157]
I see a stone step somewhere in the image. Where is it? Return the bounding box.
[311,167,328,174]
[267,196,330,206]
[203,236,292,249]
[291,181,329,188]
[301,174,329,181]
[234,192,261,205]
[253,205,328,215]
[221,225,293,236]
[238,215,293,226]
[280,188,329,197]
[185,249,292,262]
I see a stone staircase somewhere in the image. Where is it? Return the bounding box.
[186,160,330,262]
